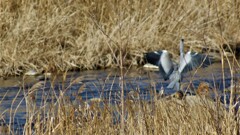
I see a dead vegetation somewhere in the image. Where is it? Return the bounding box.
[21,86,239,135]
[0,1,240,134]
[0,0,240,76]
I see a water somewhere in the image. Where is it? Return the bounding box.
[0,63,238,134]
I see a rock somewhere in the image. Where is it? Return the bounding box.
[127,90,140,101]
[171,91,184,100]
[24,70,40,76]
[143,63,159,71]
[36,73,51,81]
[196,82,214,96]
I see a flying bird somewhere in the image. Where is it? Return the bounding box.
[145,38,213,90]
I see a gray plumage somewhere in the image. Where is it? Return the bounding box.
[145,38,213,90]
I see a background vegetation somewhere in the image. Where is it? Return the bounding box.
[0,0,240,77]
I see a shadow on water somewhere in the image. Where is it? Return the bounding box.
[0,63,239,133]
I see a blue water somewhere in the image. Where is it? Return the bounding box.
[0,64,238,134]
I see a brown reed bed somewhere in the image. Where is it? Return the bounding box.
[0,0,240,134]
[0,0,240,77]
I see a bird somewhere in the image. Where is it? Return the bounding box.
[145,38,213,91]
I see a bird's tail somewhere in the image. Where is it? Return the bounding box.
[167,80,180,90]
[167,71,181,90]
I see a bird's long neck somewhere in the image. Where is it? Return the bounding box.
[179,38,184,62]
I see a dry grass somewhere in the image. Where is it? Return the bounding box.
[20,81,239,135]
[0,0,240,76]
[0,1,240,134]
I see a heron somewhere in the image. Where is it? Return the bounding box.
[145,38,213,91]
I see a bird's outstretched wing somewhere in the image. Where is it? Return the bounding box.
[145,50,174,80]
[178,51,213,73]
[144,51,163,66]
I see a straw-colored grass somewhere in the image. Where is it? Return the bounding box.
[0,0,240,76]
[20,82,239,135]
[0,1,240,134]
